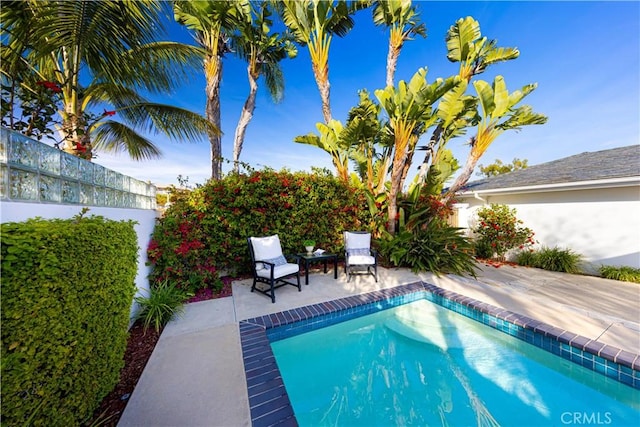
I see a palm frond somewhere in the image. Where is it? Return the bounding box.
[92,121,162,160]
[104,42,206,93]
[498,106,548,131]
[261,63,285,103]
[116,102,217,142]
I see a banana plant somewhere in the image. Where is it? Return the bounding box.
[341,89,392,194]
[444,75,547,200]
[416,15,519,185]
[294,119,351,182]
[374,67,459,233]
[416,78,477,186]
[446,16,520,82]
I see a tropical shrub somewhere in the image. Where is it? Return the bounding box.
[472,204,535,259]
[134,280,190,333]
[515,246,582,273]
[148,169,370,292]
[377,186,477,276]
[378,219,477,277]
[599,265,640,284]
[1,215,137,426]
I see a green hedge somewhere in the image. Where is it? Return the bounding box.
[1,215,138,426]
[148,169,371,292]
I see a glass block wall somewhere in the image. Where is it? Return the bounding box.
[0,128,156,209]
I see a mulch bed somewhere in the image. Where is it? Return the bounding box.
[84,277,236,426]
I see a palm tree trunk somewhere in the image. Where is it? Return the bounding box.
[416,125,443,183]
[205,56,223,180]
[386,40,400,88]
[443,148,479,203]
[233,67,258,173]
[387,138,411,234]
[387,162,404,234]
[317,78,332,124]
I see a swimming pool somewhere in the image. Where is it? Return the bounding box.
[272,300,639,426]
[239,282,640,426]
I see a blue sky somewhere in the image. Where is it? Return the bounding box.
[97,0,640,187]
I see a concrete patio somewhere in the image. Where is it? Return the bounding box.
[118,265,640,426]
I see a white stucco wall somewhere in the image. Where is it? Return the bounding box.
[1,201,158,322]
[456,185,640,273]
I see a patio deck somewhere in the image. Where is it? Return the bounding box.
[118,265,640,426]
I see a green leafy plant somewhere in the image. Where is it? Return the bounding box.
[378,219,477,277]
[515,246,582,273]
[148,169,371,290]
[513,249,537,267]
[473,239,495,259]
[473,204,535,259]
[1,216,137,426]
[134,280,190,333]
[303,239,316,247]
[599,265,640,284]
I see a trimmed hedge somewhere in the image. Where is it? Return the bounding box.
[148,169,371,292]
[1,215,138,426]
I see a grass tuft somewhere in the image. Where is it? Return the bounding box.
[515,246,582,274]
[599,265,640,283]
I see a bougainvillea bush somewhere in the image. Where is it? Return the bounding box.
[147,169,371,293]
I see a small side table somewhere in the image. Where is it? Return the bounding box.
[297,253,338,285]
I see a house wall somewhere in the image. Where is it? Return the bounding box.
[456,186,640,273]
[1,201,158,323]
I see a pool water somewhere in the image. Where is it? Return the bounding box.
[271,300,640,426]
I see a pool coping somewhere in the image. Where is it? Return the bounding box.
[238,281,640,426]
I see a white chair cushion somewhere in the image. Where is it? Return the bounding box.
[251,235,284,270]
[345,232,371,250]
[256,263,299,279]
[347,255,376,266]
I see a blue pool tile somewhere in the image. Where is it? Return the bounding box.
[599,345,621,363]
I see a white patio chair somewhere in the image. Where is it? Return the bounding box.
[343,231,378,282]
[248,235,301,303]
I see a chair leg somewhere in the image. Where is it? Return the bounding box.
[270,278,276,303]
[374,264,378,282]
[251,278,256,293]
[296,272,301,292]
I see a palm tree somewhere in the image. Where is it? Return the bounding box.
[231,3,297,173]
[174,0,250,180]
[1,0,214,161]
[443,75,547,200]
[277,0,367,124]
[372,0,426,88]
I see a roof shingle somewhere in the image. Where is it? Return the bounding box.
[461,145,640,192]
